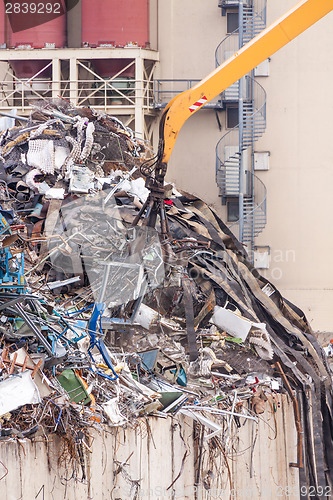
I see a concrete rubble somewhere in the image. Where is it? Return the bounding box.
[0,100,332,493]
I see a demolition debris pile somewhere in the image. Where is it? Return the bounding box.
[0,100,332,487]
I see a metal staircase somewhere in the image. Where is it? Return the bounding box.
[215,75,266,237]
[215,0,267,250]
[216,0,267,65]
[242,172,267,242]
[242,3,266,43]
[242,79,266,148]
[215,76,266,183]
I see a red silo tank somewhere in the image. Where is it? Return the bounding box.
[0,2,5,46]
[6,0,67,48]
[10,60,52,94]
[10,60,52,79]
[92,59,135,105]
[93,59,135,79]
[81,0,149,48]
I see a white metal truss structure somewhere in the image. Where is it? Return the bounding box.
[0,48,159,142]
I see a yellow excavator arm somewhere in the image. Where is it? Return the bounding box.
[160,0,333,164]
[135,0,333,234]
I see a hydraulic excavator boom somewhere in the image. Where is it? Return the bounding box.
[134,0,333,234]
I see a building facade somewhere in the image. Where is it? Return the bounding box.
[153,0,333,333]
[0,0,333,332]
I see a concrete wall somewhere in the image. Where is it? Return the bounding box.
[0,395,299,499]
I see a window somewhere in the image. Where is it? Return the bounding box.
[226,106,239,128]
[227,200,239,222]
[227,12,239,33]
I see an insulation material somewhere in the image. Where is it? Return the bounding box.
[64,136,81,172]
[29,122,54,140]
[27,139,55,174]
[74,116,86,145]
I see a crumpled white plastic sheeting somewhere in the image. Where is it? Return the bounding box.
[54,145,70,171]
[0,370,41,417]
[121,177,149,203]
[0,108,17,131]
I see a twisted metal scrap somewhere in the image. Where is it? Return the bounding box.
[29,121,53,140]
[74,116,86,146]
[1,131,30,157]
[248,330,274,360]
[62,136,81,174]
[80,122,95,161]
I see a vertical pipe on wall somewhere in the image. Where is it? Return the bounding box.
[67,0,81,48]
[135,56,144,137]
[238,1,244,244]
